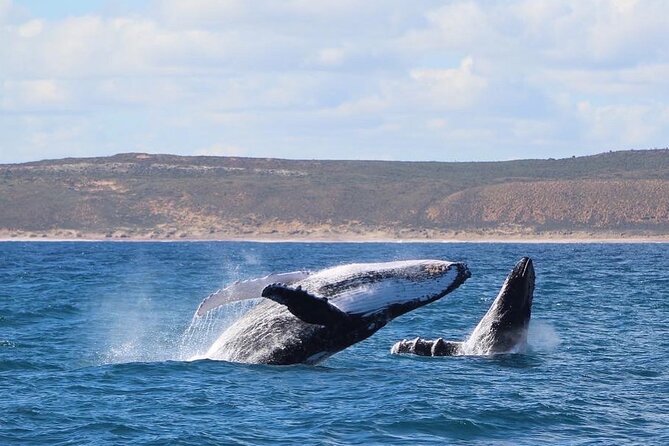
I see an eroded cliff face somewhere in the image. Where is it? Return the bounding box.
[1,150,668,239]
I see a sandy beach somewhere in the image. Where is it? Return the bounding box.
[2,228,668,243]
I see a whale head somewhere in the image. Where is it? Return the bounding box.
[463,257,535,354]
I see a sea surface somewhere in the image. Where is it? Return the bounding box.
[1,242,667,445]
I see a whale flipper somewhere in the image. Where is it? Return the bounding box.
[196,271,311,317]
[391,338,463,356]
[262,284,353,326]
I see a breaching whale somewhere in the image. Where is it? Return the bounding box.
[193,259,470,365]
[391,257,535,357]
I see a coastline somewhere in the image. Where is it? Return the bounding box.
[2,228,668,243]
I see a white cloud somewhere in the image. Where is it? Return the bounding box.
[17,18,42,37]
[1,79,70,110]
[426,118,448,130]
[315,47,346,67]
[576,101,669,146]
[0,0,668,163]
[157,0,248,26]
[324,95,389,118]
[409,57,488,109]
[0,0,12,23]
[94,78,185,107]
[194,143,247,157]
[28,125,82,149]
[533,63,669,100]
[511,0,669,66]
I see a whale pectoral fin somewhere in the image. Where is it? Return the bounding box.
[431,339,463,356]
[196,271,311,317]
[261,284,352,326]
[391,338,462,356]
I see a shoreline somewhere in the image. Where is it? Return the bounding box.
[3,226,668,244]
[2,234,668,244]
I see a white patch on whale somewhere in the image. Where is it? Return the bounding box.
[300,260,461,316]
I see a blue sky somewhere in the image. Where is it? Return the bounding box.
[1,0,668,163]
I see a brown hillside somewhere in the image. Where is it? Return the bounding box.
[1,149,668,239]
[426,179,669,231]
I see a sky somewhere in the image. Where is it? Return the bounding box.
[1,0,668,163]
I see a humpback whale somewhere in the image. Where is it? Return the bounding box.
[391,257,535,357]
[193,259,470,365]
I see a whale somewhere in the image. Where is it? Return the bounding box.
[193,259,470,365]
[391,257,535,357]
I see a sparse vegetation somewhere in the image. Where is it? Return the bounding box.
[1,150,668,239]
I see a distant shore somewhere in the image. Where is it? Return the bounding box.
[2,228,668,243]
[3,150,669,246]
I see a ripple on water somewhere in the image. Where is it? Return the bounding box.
[1,242,668,445]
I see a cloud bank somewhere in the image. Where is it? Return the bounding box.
[1,0,668,163]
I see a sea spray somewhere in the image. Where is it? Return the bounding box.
[527,320,561,352]
[98,248,269,364]
[179,299,261,361]
[97,290,174,364]
[179,247,267,359]
[99,297,260,364]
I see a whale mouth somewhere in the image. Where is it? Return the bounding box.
[515,257,534,279]
[521,258,535,303]
[507,257,534,304]
[497,257,535,323]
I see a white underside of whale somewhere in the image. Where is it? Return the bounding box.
[311,261,462,317]
[197,259,463,319]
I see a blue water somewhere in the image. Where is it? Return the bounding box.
[1,242,667,445]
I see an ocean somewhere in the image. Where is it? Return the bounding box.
[1,242,667,445]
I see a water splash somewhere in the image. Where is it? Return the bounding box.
[179,300,260,361]
[178,249,265,359]
[527,320,562,352]
[458,320,559,356]
[98,249,269,364]
[459,326,529,356]
[98,299,259,364]
[179,311,217,360]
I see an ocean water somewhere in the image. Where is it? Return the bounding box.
[1,242,667,445]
